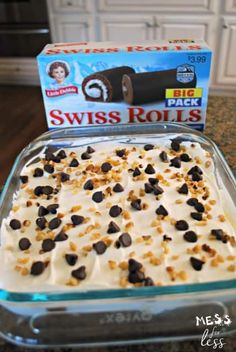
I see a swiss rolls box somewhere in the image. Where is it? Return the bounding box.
[37,39,212,130]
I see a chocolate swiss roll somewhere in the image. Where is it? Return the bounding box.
[82,66,135,102]
[122,69,197,105]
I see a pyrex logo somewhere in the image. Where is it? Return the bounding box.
[99,311,153,325]
[196,314,232,349]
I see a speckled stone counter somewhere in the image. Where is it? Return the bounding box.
[0,95,236,352]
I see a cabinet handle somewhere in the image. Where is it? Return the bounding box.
[153,16,160,28]
[222,20,228,29]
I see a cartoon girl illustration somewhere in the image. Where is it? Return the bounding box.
[47,61,70,88]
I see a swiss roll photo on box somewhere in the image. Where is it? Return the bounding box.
[37,39,212,130]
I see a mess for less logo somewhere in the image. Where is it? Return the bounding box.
[196,314,232,350]
[165,88,202,107]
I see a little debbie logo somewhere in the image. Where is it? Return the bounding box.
[196,314,232,349]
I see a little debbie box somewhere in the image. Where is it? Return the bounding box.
[37,40,212,130]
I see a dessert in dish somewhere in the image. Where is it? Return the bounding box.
[0,137,235,292]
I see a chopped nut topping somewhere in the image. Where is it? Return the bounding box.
[108,260,117,270]
[119,261,128,270]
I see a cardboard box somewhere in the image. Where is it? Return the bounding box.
[37,39,212,130]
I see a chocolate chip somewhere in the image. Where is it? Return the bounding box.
[33,168,44,177]
[113,183,124,193]
[178,183,188,195]
[48,217,61,230]
[69,158,79,167]
[9,219,21,230]
[190,257,205,271]
[31,261,45,276]
[36,217,47,230]
[128,259,142,272]
[180,153,191,162]
[60,172,70,182]
[194,202,205,213]
[20,175,28,184]
[148,178,158,185]
[211,229,228,243]
[87,146,95,154]
[47,203,59,214]
[163,234,172,241]
[144,144,154,151]
[101,162,112,173]
[19,237,31,250]
[190,212,202,221]
[188,166,203,175]
[153,185,164,196]
[42,186,54,195]
[144,277,154,286]
[71,266,86,280]
[71,215,84,226]
[45,150,60,163]
[184,231,197,243]
[144,183,153,193]
[81,152,91,160]
[57,150,67,159]
[133,167,141,177]
[65,254,78,266]
[34,186,43,196]
[145,164,155,174]
[171,139,181,152]
[84,179,94,190]
[107,221,120,234]
[118,233,132,247]
[54,231,68,242]
[175,220,189,231]
[116,149,126,157]
[114,240,121,249]
[44,164,54,174]
[192,172,203,182]
[187,198,198,207]
[109,205,122,218]
[93,241,107,254]
[38,206,49,217]
[92,191,104,203]
[131,198,142,211]
[42,239,55,252]
[156,205,168,217]
[159,151,168,162]
[128,271,145,284]
[170,157,181,168]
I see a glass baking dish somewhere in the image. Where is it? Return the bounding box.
[0,122,235,348]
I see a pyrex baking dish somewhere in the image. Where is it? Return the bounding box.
[0,122,235,348]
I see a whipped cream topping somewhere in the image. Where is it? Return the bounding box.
[0,138,235,292]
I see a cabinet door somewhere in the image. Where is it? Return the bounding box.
[98,0,216,13]
[47,0,90,13]
[216,18,236,85]
[156,16,215,47]
[99,15,153,42]
[50,15,94,42]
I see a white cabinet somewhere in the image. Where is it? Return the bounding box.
[48,0,90,13]
[49,15,94,42]
[98,0,216,13]
[216,18,236,85]
[100,15,153,41]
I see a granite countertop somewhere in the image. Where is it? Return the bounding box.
[0,96,236,352]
